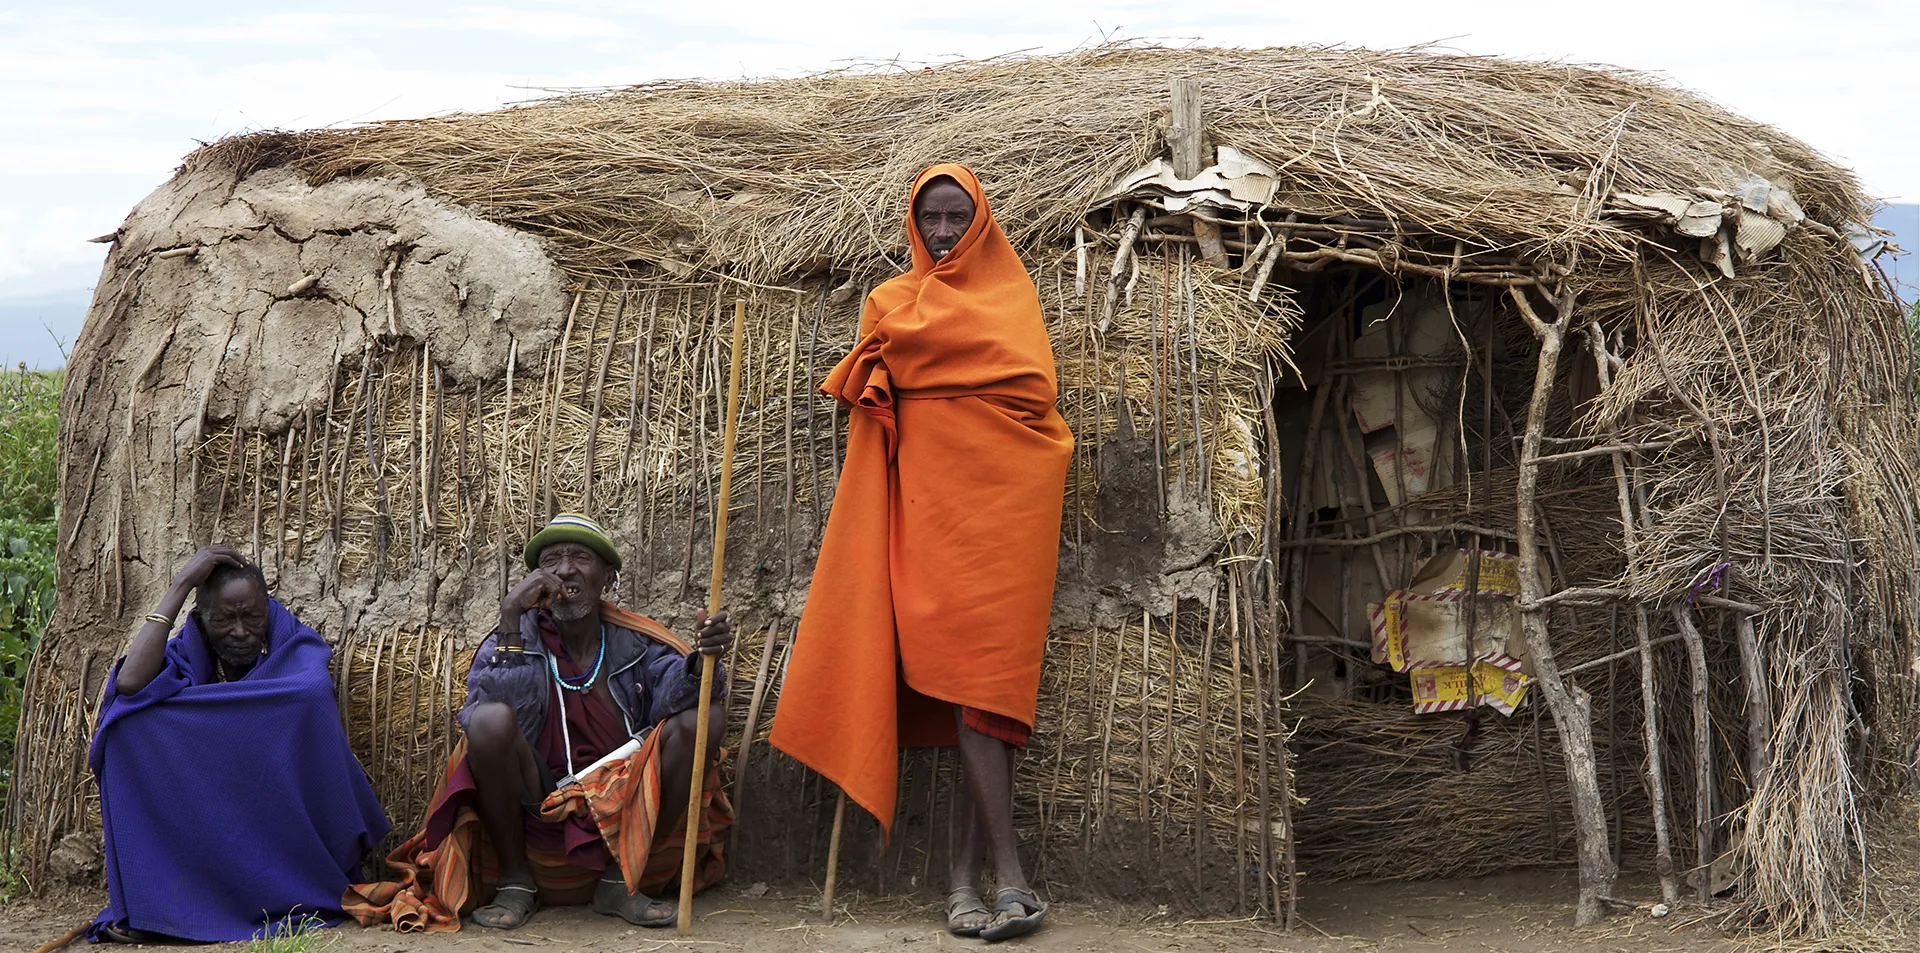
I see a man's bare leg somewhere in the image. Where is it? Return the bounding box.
[956,716,1046,938]
[592,704,725,927]
[955,718,1029,895]
[465,702,543,928]
[655,704,725,832]
[946,735,993,935]
[950,780,987,889]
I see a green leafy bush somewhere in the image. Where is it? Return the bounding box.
[0,367,60,805]
[0,369,58,525]
[0,519,55,761]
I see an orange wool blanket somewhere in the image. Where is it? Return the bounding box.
[769,163,1073,830]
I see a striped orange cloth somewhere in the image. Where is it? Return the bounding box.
[961,707,1031,747]
[341,732,731,933]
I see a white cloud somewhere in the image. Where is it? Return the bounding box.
[0,200,123,286]
[449,5,630,38]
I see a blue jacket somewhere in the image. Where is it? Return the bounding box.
[459,608,724,750]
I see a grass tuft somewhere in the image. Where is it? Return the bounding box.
[250,913,339,953]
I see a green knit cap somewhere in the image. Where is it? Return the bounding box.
[524,513,622,571]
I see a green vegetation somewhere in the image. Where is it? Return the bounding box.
[0,366,60,804]
[252,914,339,953]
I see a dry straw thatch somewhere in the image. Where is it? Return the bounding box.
[8,43,1915,938]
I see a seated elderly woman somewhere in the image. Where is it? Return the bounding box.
[88,546,389,944]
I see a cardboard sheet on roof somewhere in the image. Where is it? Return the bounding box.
[1607,175,1810,278]
[1098,145,1280,211]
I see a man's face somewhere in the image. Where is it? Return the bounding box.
[198,576,268,667]
[539,542,610,622]
[914,178,975,262]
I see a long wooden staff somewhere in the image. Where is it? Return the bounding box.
[821,788,848,921]
[678,298,747,934]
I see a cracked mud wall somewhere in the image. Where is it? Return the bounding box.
[52,165,569,640]
[9,165,575,882]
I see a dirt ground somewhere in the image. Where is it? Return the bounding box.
[3,870,1761,953]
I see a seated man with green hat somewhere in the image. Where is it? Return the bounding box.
[344,513,734,933]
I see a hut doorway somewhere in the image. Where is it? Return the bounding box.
[1262,267,1576,885]
[1263,264,1669,896]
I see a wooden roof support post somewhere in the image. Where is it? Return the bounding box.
[1668,604,1716,903]
[1509,285,1618,927]
[1586,320,1681,906]
[1170,78,1228,267]
[1169,78,1205,177]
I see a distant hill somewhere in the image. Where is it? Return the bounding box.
[0,288,91,370]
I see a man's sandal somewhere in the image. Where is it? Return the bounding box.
[592,876,678,928]
[946,885,993,937]
[979,885,1047,942]
[472,882,540,929]
[96,921,160,944]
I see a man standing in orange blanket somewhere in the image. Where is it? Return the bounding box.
[771,164,1072,942]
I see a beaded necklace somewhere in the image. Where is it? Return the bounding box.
[546,623,607,693]
[547,622,610,780]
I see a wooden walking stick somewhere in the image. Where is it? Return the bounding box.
[678,298,747,934]
[821,788,848,921]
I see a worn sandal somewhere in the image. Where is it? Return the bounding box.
[946,885,993,937]
[593,875,678,927]
[96,921,161,944]
[472,882,540,929]
[979,885,1047,942]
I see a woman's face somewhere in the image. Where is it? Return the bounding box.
[197,576,268,667]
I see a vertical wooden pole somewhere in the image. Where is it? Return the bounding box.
[1587,321,1680,904]
[1734,613,1772,791]
[1669,604,1716,902]
[1510,287,1615,925]
[1245,572,1280,922]
[821,790,848,921]
[1169,79,1205,178]
[1635,606,1680,901]
[1193,585,1218,890]
[677,299,746,934]
[1138,608,1152,829]
[729,622,781,838]
[1228,572,1248,914]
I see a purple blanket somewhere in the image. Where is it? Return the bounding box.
[88,599,389,942]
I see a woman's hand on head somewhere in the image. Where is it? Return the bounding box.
[170,546,245,593]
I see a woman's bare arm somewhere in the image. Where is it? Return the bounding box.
[115,546,246,696]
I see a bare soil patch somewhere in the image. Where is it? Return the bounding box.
[2,871,1752,953]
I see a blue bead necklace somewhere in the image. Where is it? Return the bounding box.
[547,623,607,693]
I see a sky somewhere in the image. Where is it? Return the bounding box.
[2,1,1916,364]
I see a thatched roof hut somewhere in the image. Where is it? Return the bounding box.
[11,44,1914,934]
